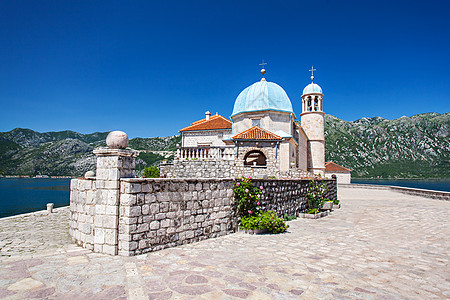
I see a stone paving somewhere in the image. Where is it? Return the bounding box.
[0,186,449,299]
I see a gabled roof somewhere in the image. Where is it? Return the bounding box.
[180,114,232,132]
[232,126,282,140]
[325,161,352,172]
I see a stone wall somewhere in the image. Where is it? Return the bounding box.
[117,179,236,256]
[69,178,96,251]
[70,176,336,256]
[70,147,337,256]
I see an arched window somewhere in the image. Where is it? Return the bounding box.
[307,96,312,111]
[314,96,319,111]
[244,150,267,166]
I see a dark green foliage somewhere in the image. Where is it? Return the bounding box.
[142,166,160,178]
[283,214,297,221]
[240,211,289,234]
[129,135,181,151]
[138,152,165,166]
[306,180,330,214]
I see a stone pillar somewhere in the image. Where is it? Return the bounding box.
[85,130,138,255]
[92,148,138,255]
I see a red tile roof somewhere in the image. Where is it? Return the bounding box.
[232,126,282,140]
[180,115,232,132]
[325,161,352,172]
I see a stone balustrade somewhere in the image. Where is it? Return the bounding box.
[176,146,235,161]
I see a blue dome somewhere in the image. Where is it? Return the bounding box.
[231,80,294,117]
[302,83,322,95]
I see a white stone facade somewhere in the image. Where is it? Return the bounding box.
[182,129,232,147]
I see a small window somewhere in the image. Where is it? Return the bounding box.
[218,132,223,138]
[252,119,261,127]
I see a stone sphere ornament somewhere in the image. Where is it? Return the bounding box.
[106,131,129,149]
[84,171,95,178]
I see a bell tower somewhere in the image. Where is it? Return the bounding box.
[300,66,325,176]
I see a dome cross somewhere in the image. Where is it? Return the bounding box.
[309,66,316,81]
[259,60,267,79]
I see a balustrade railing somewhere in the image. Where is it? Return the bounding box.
[176,146,235,160]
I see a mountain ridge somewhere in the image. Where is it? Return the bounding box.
[0,112,448,178]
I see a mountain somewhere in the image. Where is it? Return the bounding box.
[325,112,450,178]
[0,112,449,178]
[0,129,181,177]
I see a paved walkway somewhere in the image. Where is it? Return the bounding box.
[0,187,449,299]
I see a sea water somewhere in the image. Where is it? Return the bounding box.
[1,177,449,219]
[0,178,71,218]
[351,178,450,192]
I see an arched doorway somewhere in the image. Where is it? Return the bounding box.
[244,150,267,166]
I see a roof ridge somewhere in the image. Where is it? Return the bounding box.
[232,126,282,140]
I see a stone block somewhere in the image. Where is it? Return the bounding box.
[94,215,103,227]
[137,223,149,233]
[142,204,150,215]
[130,183,141,193]
[120,194,136,206]
[94,228,105,244]
[104,228,118,245]
[142,184,153,193]
[81,223,91,234]
[150,221,160,230]
[125,206,141,217]
[103,215,118,229]
[94,243,103,253]
[157,228,166,236]
[161,219,170,228]
[155,213,166,220]
[150,203,159,214]
[103,244,117,255]
[105,205,118,216]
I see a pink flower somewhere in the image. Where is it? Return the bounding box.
[257,202,260,205]
[249,194,252,197]
[248,210,253,214]
[260,186,263,189]
[245,189,249,193]
[236,182,240,186]
[257,194,260,198]
[247,175,252,179]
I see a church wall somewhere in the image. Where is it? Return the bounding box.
[267,112,291,135]
[231,111,292,135]
[308,141,325,175]
[297,133,308,171]
[182,130,232,147]
[279,142,290,172]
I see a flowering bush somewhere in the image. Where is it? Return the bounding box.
[240,211,289,234]
[233,176,262,217]
[306,180,330,214]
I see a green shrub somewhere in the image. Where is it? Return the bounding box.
[283,214,297,221]
[333,199,340,205]
[240,211,289,234]
[142,166,160,178]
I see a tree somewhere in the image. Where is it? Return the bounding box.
[142,166,160,178]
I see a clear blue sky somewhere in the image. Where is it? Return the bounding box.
[1,0,449,138]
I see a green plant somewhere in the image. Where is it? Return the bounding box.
[283,214,297,221]
[233,176,262,217]
[308,208,320,214]
[333,199,340,205]
[306,180,330,213]
[240,211,289,234]
[142,166,160,178]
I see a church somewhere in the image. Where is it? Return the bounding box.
[160,66,325,179]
